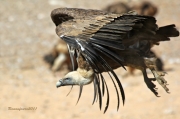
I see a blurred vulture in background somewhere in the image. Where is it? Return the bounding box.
[51,8,179,113]
[43,40,73,71]
[103,1,158,16]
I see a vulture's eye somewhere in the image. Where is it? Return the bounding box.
[64,78,71,81]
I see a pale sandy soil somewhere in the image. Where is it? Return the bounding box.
[0,0,180,119]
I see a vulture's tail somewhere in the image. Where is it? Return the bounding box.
[148,24,179,46]
[157,24,179,38]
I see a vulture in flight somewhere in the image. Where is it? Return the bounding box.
[51,8,179,113]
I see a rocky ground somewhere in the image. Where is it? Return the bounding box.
[0,0,180,119]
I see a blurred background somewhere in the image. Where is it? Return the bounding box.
[0,0,180,119]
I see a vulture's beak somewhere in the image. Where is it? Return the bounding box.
[56,77,74,88]
[56,80,63,88]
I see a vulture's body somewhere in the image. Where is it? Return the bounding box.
[51,8,179,113]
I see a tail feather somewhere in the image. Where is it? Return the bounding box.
[157,24,179,37]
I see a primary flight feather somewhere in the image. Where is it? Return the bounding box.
[51,8,179,113]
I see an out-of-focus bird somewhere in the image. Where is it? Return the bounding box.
[102,2,131,15]
[131,1,158,16]
[103,1,158,16]
[43,40,74,71]
[103,1,163,75]
[51,8,179,113]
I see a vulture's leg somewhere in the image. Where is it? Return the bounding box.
[123,54,158,95]
[144,57,169,93]
[141,67,158,96]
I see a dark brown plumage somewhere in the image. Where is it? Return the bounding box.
[103,1,162,75]
[52,8,179,113]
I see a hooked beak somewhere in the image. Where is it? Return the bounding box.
[56,77,74,88]
[56,80,63,88]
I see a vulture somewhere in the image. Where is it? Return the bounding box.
[51,8,179,113]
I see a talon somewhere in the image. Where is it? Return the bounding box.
[158,72,166,76]
[144,78,158,96]
[164,87,169,92]
[142,69,159,96]
[161,78,167,83]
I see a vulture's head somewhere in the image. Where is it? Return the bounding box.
[56,68,94,88]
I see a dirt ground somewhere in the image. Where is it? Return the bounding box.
[0,0,180,119]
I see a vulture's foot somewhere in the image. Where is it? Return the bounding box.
[150,69,169,93]
[142,69,158,96]
[144,57,169,94]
